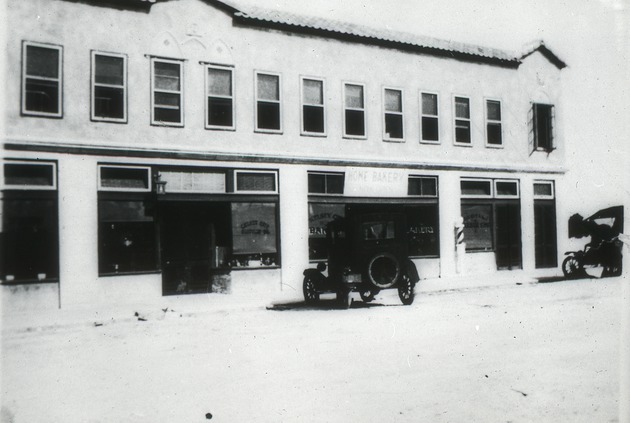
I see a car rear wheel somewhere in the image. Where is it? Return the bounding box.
[397,272,415,305]
[303,275,320,304]
[367,253,401,289]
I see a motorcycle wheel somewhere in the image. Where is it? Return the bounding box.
[562,255,582,279]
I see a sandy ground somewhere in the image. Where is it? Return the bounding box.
[1,276,625,422]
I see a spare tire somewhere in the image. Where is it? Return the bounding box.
[367,253,401,289]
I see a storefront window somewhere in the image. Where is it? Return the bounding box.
[98,199,158,274]
[406,205,439,256]
[308,203,345,260]
[230,202,278,267]
[462,204,493,251]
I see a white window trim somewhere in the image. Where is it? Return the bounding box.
[382,86,405,142]
[307,171,345,196]
[234,169,279,194]
[494,179,520,199]
[533,180,555,200]
[205,64,235,131]
[420,91,440,144]
[484,98,503,148]
[2,160,57,190]
[408,175,438,198]
[21,41,63,118]
[300,76,327,137]
[150,57,184,127]
[342,81,367,139]
[91,51,127,123]
[453,95,472,147]
[97,165,152,192]
[254,71,283,134]
[460,178,493,199]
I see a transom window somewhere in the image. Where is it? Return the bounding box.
[255,72,282,132]
[206,65,234,129]
[308,172,344,195]
[485,99,502,146]
[343,83,366,138]
[383,88,404,141]
[533,181,555,199]
[22,41,62,117]
[461,178,520,198]
[151,58,183,126]
[407,176,438,197]
[421,92,439,142]
[98,165,151,192]
[3,161,56,190]
[301,77,326,135]
[91,51,127,122]
[454,96,471,145]
[235,170,278,193]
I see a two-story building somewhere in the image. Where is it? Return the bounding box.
[1,0,567,309]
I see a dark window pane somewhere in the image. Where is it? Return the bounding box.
[100,167,149,190]
[455,97,470,118]
[308,203,345,260]
[345,110,365,136]
[461,180,491,196]
[496,181,518,196]
[94,86,124,119]
[25,79,59,114]
[154,107,181,124]
[385,114,403,139]
[408,177,437,197]
[257,102,281,130]
[5,163,54,187]
[487,100,501,121]
[455,120,471,143]
[2,197,59,282]
[95,55,124,86]
[208,97,233,127]
[422,116,439,141]
[303,105,324,133]
[326,174,344,194]
[422,177,437,196]
[236,172,276,192]
[26,45,59,78]
[406,204,439,256]
[487,123,502,145]
[308,173,326,193]
[154,92,180,108]
[154,62,180,91]
[534,104,553,151]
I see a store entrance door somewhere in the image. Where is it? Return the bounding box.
[534,201,557,268]
[159,202,228,295]
[495,203,522,270]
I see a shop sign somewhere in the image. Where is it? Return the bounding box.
[344,167,408,197]
[308,203,345,238]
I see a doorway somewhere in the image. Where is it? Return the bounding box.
[495,202,522,270]
[159,201,230,295]
[534,201,557,268]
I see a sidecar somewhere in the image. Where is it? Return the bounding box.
[563,206,624,278]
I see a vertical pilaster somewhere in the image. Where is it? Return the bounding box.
[439,172,460,278]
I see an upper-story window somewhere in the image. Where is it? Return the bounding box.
[383,88,404,141]
[301,77,326,136]
[420,92,439,143]
[532,103,555,152]
[91,51,127,123]
[485,99,502,147]
[454,96,471,145]
[151,58,184,126]
[21,41,62,117]
[343,82,366,138]
[255,72,282,132]
[206,65,234,130]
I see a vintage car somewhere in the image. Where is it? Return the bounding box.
[302,212,420,308]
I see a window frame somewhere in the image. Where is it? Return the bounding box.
[300,76,327,137]
[494,179,520,199]
[254,70,282,133]
[91,50,128,123]
[234,169,279,194]
[21,41,63,118]
[2,160,57,190]
[484,98,503,148]
[382,86,405,142]
[205,63,235,130]
[420,91,440,144]
[453,95,472,146]
[460,178,493,199]
[97,165,152,193]
[407,175,439,198]
[307,171,345,196]
[532,102,555,152]
[342,81,367,139]
[533,180,555,200]
[150,57,184,127]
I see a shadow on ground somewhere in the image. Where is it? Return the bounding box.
[267,299,400,311]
